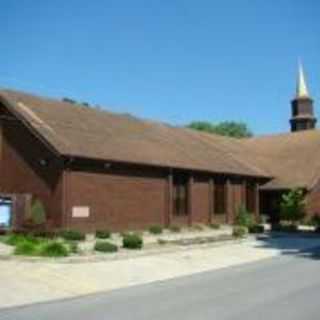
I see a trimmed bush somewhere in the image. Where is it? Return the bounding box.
[5,234,40,246]
[95,230,111,239]
[235,205,254,228]
[192,224,204,231]
[232,226,248,238]
[169,225,181,233]
[14,241,37,256]
[30,199,46,225]
[248,224,265,234]
[209,223,221,230]
[32,231,57,239]
[59,230,85,241]
[271,224,298,233]
[149,225,163,235]
[68,241,79,254]
[94,241,118,253]
[39,242,69,257]
[122,234,143,249]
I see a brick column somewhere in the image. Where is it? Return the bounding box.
[254,182,260,221]
[209,178,214,224]
[225,178,233,224]
[188,175,194,226]
[167,172,173,227]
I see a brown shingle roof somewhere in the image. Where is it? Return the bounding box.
[239,131,320,189]
[0,89,268,178]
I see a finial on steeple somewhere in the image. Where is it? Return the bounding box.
[296,61,310,99]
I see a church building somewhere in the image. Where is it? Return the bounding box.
[0,65,319,232]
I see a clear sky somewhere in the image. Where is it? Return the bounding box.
[1,0,320,135]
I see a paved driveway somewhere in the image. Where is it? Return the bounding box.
[0,235,320,310]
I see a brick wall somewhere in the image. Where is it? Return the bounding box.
[64,168,167,232]
[0,109,63,228]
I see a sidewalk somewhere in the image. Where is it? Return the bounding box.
[1,235,320,309]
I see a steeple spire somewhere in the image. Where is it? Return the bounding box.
[290,62,316,132]
[296,62,310,98]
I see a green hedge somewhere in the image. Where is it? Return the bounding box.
[94,241,118,253]
[149,225,163,235]
[59,230,85,241]
[123,234,143,249]
[40,242,69,257]
[95,230,111,239]
[232,226,248,238]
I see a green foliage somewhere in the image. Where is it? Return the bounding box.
[5,233,40,246]
[30,199,46,225]
[191,224,204,231]
[169,225,181,233]
[39,242,69,257]
[280,188,306,224]
[271,223,298,233]
[248,224,265,234]
[232,226,248,238]
[95,230,111,239]
[309,215,320,227]
[209,223,221,230]
[187,121,253,138]
[14,241,38,256]
[68,241,79,254]
[94,241,118,253]
[235,205,255,228]
[149,225,163,235]
[122,234,143,249]
[59,230,85,241]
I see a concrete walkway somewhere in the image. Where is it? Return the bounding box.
[1,235,320,309]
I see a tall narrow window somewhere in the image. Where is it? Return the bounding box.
[246,182,256,213]
[173,173,188,216]
[214,180,226,214]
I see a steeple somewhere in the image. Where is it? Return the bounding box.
[290,63,316,132]
[296,62,309,99]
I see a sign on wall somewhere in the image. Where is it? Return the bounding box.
[72,206,90,218]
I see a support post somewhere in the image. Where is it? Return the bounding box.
[188,174,194,226]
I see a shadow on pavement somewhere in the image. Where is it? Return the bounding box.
[253,232,320,260]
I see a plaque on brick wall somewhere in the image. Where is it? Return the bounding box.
[72,206,90,218]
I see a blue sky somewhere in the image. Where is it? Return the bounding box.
[1,0,320,135]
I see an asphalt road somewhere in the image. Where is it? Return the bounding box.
[1,248,320,320]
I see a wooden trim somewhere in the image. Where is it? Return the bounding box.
[209,178,214,224]
[226,178,232,224]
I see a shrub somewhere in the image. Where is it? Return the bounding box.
[157,239,167,245]
[235,205,254,228]
[271,224,298,233]
[169,225,181,233]
[68,241,79,254]
[59,230,85,241]
[94,241,118,253]
[192,224,204,231]
[14,241,37,256]
[248,224,265,234]
[40,241,69,257]
[280,188,306,225]
[30,198,46,225]
[209,223,221,230]
[95,230,111,239]
[149,225,163,235]
[32,231,57,239]
[5,234,40,246]
[232,226,248,238]
[310,215,320,227]
[122,234,143,249]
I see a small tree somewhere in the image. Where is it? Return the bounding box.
[30,199,46,225]
[235,205,254,228]
[280,188,306,225]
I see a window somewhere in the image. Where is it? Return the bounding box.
[173,173,188,216]
[246,182,256,213]
[214,181,226,214]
